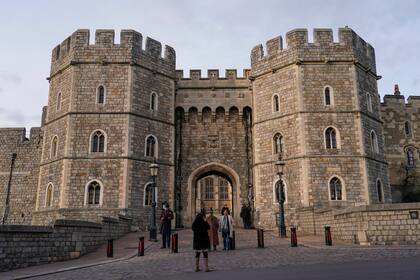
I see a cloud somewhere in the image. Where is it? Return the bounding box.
[0,87,3,93]
[0,107,26,125]
[0,72,22,85]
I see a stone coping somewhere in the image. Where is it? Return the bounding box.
[54,219,102,229]
[0,225,53,233]
[333,202,420,216]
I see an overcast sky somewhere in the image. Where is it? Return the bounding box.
[0,0,419,129]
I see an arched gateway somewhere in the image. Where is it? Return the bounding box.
[186,162,242,225]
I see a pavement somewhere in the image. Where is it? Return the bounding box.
[1,228,420,280]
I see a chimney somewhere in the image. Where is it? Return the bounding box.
[394,84,401,95]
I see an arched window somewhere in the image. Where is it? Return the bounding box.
[56,92,62,111]
[371,131,379,153]
[273,133,283,154]
[274,179,287,203]
[367,93,373,113]
[329,177,343,201]
[324,86,332,106]
[219,178,229,200]
[145,135,157,158]
[325,127,337,149]
[86,180,101,205]
[150,92,158,111]
[405,121,411,137]
[143,183,157,206]
[406,148,415,167]
[377,180,383,203]
[273,94,280,112]
[51,136,58,158]
[204,177,214,200]
[45,183,53,207]
[97,85,106,104]
[91,130,106,153]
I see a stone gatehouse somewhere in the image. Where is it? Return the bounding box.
[1,27,419,230]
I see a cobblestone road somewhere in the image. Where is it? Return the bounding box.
[6,229,420,280]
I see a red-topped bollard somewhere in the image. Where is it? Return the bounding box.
[290,226,297,247]
[171,233,178,253]
[325,225,332,246]
[138,237,145,256]
[257,229,264,248]
[107,239,114,257]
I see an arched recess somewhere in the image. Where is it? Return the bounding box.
[188,107,198,124]
[187,162,241,225]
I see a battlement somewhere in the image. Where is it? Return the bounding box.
[0,127,41,145]
[251,27,376,77]
[176,69,250,80]
[50,29,176,77]
[381,95,420,109]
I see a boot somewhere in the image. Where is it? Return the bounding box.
[204,258,210,272]
[195,257,200,272]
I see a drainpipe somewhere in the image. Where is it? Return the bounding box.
[2,153,17,224]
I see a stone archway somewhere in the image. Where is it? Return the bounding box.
[187,162,241,225]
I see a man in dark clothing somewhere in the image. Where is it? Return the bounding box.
[240,204,252,229]
[160,202,174,249]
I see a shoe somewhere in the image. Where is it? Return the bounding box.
[204,258,210,272]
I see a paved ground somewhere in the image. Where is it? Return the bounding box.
[2,229,420,280]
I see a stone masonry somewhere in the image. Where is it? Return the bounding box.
[0,27,418,232]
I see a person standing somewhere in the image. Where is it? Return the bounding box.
[207,208,219,251]
[192,213,211,272]
[220,204,229,216]
[160,202,174,249]
[219,209,234,250]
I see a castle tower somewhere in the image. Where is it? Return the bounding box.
[32,29,176,227]
[250,27,391,229]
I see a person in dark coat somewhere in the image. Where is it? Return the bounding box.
[160,202,174,249]
[192,213,211,272]
[240,203,252,229]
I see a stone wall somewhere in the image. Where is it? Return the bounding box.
[0,128,42,224]
[0,216,131,272]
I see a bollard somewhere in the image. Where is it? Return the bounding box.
[171,233,179,253]
[290,226,297,247]
[138,237,145,256]
[257,229,265,248]
[107,239,114,258]
[230,230,236,250]
[324,225,332,246]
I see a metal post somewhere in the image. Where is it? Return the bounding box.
[149,175,157,241]
[138,237,145,256]
[107,239,114,257]
[257,228,264,248]
[171,233,178,253]
[290,226,297,247]
[325,225,332,246]
[278,179,286,238]
[2,153,17,225]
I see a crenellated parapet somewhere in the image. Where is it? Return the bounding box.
[0,127,42,146]
[50,29,176,78]
[176,69,250,80]
[382,95,420,110]
[175,69,251,90]
[250,27,376,78]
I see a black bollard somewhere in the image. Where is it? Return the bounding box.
[138,237,145,256]
[171,233,179,253]
[230,230,236,250]
[107,239,114,258]
[257,229,265,248]
[325,225,332,246]
[290,226,297,247]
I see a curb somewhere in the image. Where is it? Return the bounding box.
[11,243,155,280]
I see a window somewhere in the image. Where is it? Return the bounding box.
[56,92,62,111]
[97,85,106,104]
[204,177,214,200]
[144,183,157,206]
[51,136,58,158]
[273,133,283,154]
[405,121,411,137]
[86,181,101,205]
[150,92,157,111]
[219,178,229,200]
[367,93,373,113]
[325,127,337,149]
[407,148,415,167]
[377,180,383,203]
[273,94,280,112]
[91,130,106,153]
[329,177,343,201]
[145,135,157,157]
[324,86,332,106]
[371,131,379,153]
[274,179,287,203]
[45,183,53,207]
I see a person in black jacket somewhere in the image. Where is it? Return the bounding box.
[192,212,211,272]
